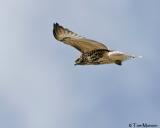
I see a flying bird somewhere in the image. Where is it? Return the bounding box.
[53,23,141,66]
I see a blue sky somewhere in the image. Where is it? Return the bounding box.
[0,0,160,128]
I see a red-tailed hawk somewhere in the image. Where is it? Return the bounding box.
[53,23,141,65]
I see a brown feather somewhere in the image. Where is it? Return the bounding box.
[53,23,109,53]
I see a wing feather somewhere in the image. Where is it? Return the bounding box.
[53,23,109,53]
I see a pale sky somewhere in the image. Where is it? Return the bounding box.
[0,0,160,128]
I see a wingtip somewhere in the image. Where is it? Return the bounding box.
[53,23,59,39]
[53,28,56,38]
[53,23,65,40]
[53,22,59,28]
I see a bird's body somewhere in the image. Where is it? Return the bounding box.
[53,23,139,66]
[75,49,116,65]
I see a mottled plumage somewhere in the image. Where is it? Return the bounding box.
[53,23,140,66]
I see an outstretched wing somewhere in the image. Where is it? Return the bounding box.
[53,23,109,53]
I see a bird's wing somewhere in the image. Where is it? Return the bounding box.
[53,23,109,53]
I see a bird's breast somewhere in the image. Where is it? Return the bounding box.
[81,50,113,64]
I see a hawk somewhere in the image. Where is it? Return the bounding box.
[53,23,141,66]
